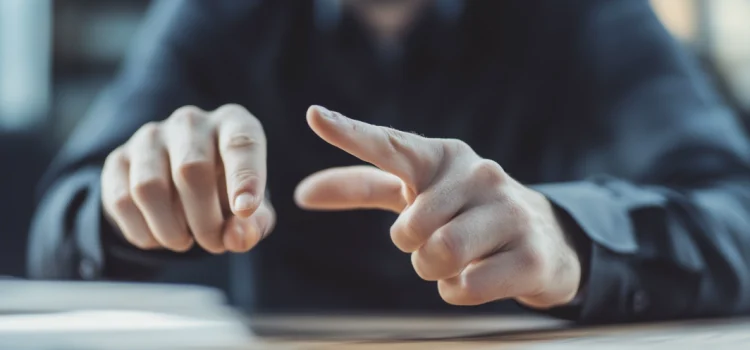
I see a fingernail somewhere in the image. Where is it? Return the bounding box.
[314,105,336,120]
[234,193,256,212]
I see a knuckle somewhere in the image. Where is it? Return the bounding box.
[223,132,262,153]
[173,140,212,166]
[175,159,214,185]
[108,146,127,161]
[215,103,248,116]
[111,191,135,214]
[401,216,429,245]
[133,122,162,143]
[104,147,128,169]
[432,228,463,270]
[448,275,484,305]
[170,105,205,126]
[506,199,532,233]
[214,104,257,122]
[383,127,409,156]
[442,139,471,157]
[469,159,506,186]
[516,246,545,277]
[131,177,170,201]
[230,168,260,188]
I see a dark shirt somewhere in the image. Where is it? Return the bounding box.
[28,0,750,323]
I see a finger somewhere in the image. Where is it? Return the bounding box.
[411,205,514,281]
[170,193,195,250]
[127,124,193,252]
[223,200,276,253]
[164,106,225,254]
[389,177,468,253]
[294,166,407,213]
[101,148,160,250]
[306,105,443,191]
[213,104,267,218]
[437,247,541,306]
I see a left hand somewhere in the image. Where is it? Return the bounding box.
[295,106,581,309]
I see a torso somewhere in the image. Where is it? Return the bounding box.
[209,0,585,313]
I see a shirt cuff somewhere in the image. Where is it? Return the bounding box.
[28,167,105,280]
[532,179,657,323]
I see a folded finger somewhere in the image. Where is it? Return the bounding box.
[101,148,160,250]
[389,176,469,253]
[164,107,225,254]
[437,248,540,306]
[411,205,514,281]
[128,125,193,251]
[223,200,275,253]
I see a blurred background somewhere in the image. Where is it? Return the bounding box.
[0,0,748,279]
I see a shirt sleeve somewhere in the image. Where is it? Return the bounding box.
[534,0,750,323]
[27,0,274,280]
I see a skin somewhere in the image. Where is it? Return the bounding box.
[101,104,275,254]
[101,104,581,309]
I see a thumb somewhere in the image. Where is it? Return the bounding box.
[294,166,408,213]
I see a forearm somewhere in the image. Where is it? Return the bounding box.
[535,173,750,323]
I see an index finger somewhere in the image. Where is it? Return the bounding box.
[212,104,267,217]
[306,105,443,191]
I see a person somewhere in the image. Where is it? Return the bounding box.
[28,0,750,323]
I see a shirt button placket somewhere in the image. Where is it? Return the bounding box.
[78,258,99,280]
[631,289,650,316]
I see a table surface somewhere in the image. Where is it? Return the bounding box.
[246,315,750,349]
[7,281,746,349]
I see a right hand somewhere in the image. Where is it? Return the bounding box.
[101,104,275,254]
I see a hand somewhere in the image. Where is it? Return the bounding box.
[295,106,581,309]
[101,104,275,254]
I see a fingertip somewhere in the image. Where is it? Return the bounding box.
[133,235,162,251]
[306,105,320,127]
[306,105,339,131]
[293,173,335,211]
[223,220,245,253]
[307,105,331,120]
[169,237,195,253]
[205,246,227,255]
[305,105,318,123]
[223,216,263,253]
[293,178,313,209]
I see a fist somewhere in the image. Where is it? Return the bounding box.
[101,104,275,254]
[296,106,581,309]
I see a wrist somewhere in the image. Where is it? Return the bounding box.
[550,199,592,306]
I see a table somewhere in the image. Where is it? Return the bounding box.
[246,315,750,349]
[2,281,747,348]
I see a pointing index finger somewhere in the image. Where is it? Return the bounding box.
[306,105,443,192]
